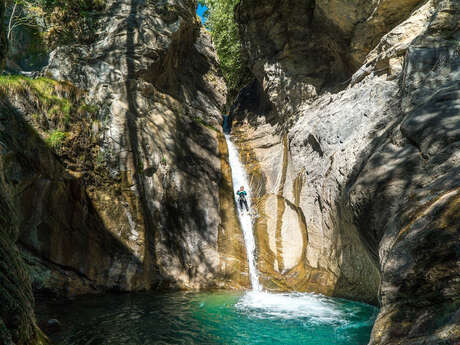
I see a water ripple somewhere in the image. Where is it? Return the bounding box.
[36,291,378,345]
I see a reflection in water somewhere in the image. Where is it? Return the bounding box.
[37,291,378,345]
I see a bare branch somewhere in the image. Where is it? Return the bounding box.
[6,1,41,43]
[7,2,18,40]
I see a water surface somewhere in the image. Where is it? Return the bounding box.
[37,136,378,345]
[37,291,378,345]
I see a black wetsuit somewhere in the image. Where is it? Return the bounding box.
[223,115,232,134]
[236,190,249,211]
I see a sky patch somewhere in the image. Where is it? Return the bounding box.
[197,3,207,24]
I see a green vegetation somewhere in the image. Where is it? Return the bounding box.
[95,151,104,165]
[0,75,76,128]
[193,116,219,132]
[78,103,99,115]
[198,0,250,98]
[0,2,6,69]
[0,74,65,93]
[45,129,67,149]
[5,0,105,50]
[0,75,101,159]
[0,74,113,186]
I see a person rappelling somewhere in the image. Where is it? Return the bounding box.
[236,186,249,213]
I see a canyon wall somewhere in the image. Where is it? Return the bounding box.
[0,3,46,345]
[234,0,459,343]
[1,0,458,343]
[1,0,251,341]
[41,0,249,292]
[1,0,249,304]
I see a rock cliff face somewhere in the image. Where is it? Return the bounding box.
[42,0,236,292]
[0,109,49,345]
[1,0,249,304]
[0,10,46,342]
[235,0,459,343]
[1,0,458,343]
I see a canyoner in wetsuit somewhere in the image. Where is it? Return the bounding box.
[236,186,249,212]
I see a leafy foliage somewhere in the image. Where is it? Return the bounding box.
[4,0,105,49]
[199,0,250,97]
[0,75,77,128]
[0,75,100,159]
[45,129,67,149]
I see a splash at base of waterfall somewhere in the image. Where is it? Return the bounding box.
[215,134,376,344]
[37,291,378,345]
[36,135,378,345]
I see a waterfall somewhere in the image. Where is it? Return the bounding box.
[225,134,262,292]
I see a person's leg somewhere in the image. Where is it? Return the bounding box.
[243,199,249,211]
[239,199,244,211]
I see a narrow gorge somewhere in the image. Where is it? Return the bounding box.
[0,0,458,344]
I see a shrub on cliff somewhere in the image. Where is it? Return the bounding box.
[0,76,108,183]
[198,0,250,100]
[4,0,105,51]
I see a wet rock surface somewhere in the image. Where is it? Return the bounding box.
[235,0,459,343]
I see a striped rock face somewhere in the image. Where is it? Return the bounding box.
[234,0,460,344]
[229,121,378,302]
[2,0,237,300]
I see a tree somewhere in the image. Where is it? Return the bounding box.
[3,0,105,50]
[199,0,250,98]
[5,0,42,43]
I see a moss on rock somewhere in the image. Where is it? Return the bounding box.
[0,163,48,344]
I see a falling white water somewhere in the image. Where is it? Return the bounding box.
[225,134,262,291]
[225,135,350,325]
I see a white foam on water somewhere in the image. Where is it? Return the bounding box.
[236,291,344,323]
[225,134,346,326]
[225,134,261,292]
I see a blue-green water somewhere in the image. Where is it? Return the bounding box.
[37,291,378,345]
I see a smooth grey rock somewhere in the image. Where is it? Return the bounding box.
[19,0,230,293]
[235,0,460,343]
